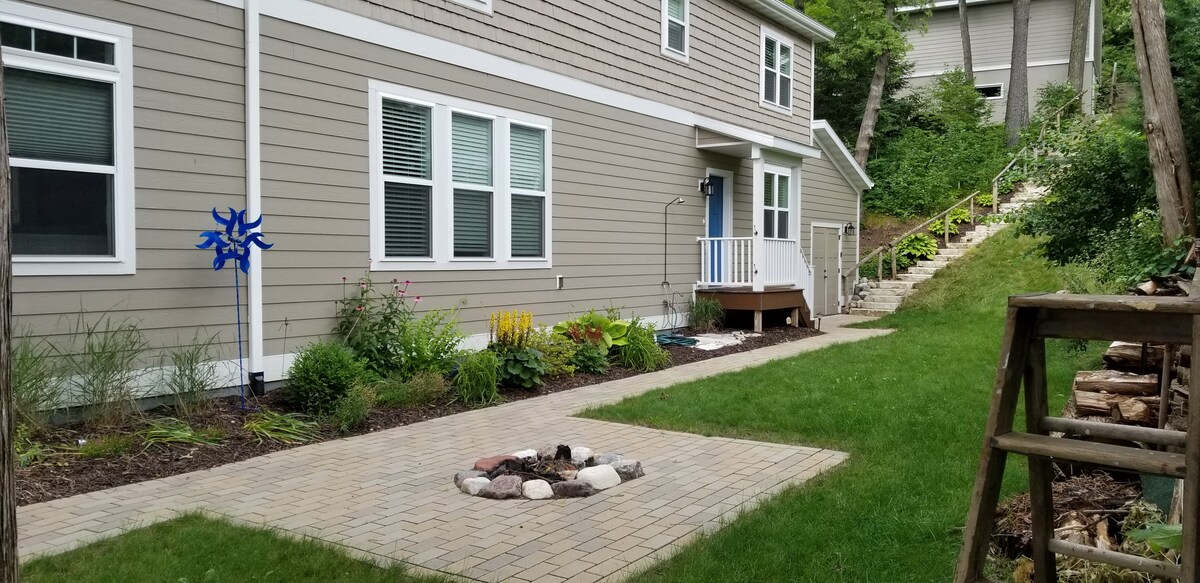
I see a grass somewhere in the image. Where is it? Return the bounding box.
[581,232,1104,582]
[21,513,445,583]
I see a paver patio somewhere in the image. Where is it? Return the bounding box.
[17,315,890,582]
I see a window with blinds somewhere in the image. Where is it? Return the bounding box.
[373,86,550,268]
[761,30,793,110]
[662,0,688,58]
[4,25,120,258]
[763,172,790,240]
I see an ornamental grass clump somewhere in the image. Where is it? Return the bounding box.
[243,411,318,444]
[330,383,376,434]
[455,350,499,406]
[615,319,670,372]
[12,334,64,431]
[688,298,725,333]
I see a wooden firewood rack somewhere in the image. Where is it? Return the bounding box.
[956,294,1199,582]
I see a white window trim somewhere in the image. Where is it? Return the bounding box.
[763,163,795,240]
[976,83,1005,100]
[368,79,552,272]
[447,0,493,15]
[0,1,135,276]
[660,0,689,63]
[759,26,795,115]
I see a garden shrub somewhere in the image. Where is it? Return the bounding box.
[489,310,549,388]
[76,434,135,459]
[615,319,670,372]
[896,233,939,262]
[12,335,63,431]
[376,370,449,408]
[570,342,610,375]
[498,348,549,389]
[335,275,463,379]
[552,311,630,350]
[526,328,577,377]
[1018,116,1153,263]
[689,298,725,332]
[283,342,369,415]
[455,350,499,406]
[928,207,972,237]
[1032,82,1080,121]
[330,383,376,434]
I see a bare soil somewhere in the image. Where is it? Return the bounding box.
[17,324,821,506]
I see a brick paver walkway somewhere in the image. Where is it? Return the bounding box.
[18,316,890,582]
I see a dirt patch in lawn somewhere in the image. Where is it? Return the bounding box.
[17,325,821,507]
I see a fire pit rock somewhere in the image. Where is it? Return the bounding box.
[454,444,643,500]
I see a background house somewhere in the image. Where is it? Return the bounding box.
[901,0,1103,121]
[3,0,868,393]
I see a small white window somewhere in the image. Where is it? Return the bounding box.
[763,170,791,239]
[760,27,794,113]
[661,0,689,62]
[447,0,493,14]
[370,81,552,271]
[976,84,1004,100]
[0,4,134,276]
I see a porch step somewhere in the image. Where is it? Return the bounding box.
[947,242,972,250]
[875,280,918,290]
[937,248,967,257]
[849,308,893,317]
[859,301,903,311]
[908,267,939,275]
[866,288,907,299]
[898,273,933,282]
[916,260,950,269]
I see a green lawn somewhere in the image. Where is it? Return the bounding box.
[21,513,444,583]
[581,232,1103,582]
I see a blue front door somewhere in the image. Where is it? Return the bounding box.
[707,176,725,281]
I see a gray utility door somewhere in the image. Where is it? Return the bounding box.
[811,226,842,316]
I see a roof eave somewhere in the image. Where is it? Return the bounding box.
[735,0,837,43]
[812,120,874,191]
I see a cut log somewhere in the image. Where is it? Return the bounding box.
[1055,510,1092,546]
[1072,390,1160,425]
[1103,341,1164,371]
[1114,398,1155,424]
[1094,517,1118,552]
[1073,370,1159,395]
[1135,280,1160,295]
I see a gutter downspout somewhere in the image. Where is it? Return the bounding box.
[246,0,265,394]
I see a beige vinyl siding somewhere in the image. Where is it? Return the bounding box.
[906,62,1087,122]
[309,0,813,143]
[799,155,859,280]
[258,17,745,353]
[10,0,248,358]
[907,0,1076,74]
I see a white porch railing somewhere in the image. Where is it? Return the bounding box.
[698,237,810,290]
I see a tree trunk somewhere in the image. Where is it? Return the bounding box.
[1067,0,1090,95]
[0,42,18,583]
[855,3,895,166]
[1131,0,1197,243]
[1005,0,1031,147]
[958,0,974,84]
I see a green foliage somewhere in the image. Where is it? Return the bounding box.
[1127,523,1183,553]
[865,70,1010,218]
[570,341,610,375]
[896,233,938,262]
[139,418,223,447]
[976,192,994,207]
[12,335,63,430]
[1018,116,1153,263]
[552,310,630,350]
[455,350,499,406]
[1085,209,1194,287]
[75,434,135,459]
[335,274,463,379]
[283,342,370,415]
[63,315,151,427]
[497,347,549,389]
[330,383,375,434]
[858,253,914,279]
[1167,0,1200,174]
[927,208,972,237]
[688,298,726,332]
[162,332,219,418]
[1032,82,1079,121]
[243,411,318,444]
[14,424,53,467]
[526,328,577,377]
[376,370,449,408]
[615,319,671,372]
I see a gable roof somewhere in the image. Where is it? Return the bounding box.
[812,120,873,191]
[735,0,837,42]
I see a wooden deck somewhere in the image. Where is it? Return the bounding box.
[695,287,813,331]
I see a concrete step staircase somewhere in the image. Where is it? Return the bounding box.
[848,184,1046,317]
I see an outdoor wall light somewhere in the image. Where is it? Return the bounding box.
[698,178,712,195]
[844,222,857,236]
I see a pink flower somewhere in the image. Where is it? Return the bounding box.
[404,280,412,285]
[355,305,364,311]
[413,296,423,303]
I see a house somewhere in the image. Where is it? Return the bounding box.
[900,0,1103,121]
[3,0,869,392]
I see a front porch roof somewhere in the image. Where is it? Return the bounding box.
[694,116,823,159]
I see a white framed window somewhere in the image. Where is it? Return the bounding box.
[661,0,689,62]
[763,166,791,239]
[976,83,1004,100]
[369,80,552,271]
[0,1,134,276]
[760,27,794,113]
[447,0,493,15]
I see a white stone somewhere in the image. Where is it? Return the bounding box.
[460,477,490,496]
[570,446,594,466]
[576,465,621,490]
[522,479,554,500]
[511,449,538,460]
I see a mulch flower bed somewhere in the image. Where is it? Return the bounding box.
[17,325,821,507]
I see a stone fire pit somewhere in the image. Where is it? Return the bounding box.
[454,444,644,500]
